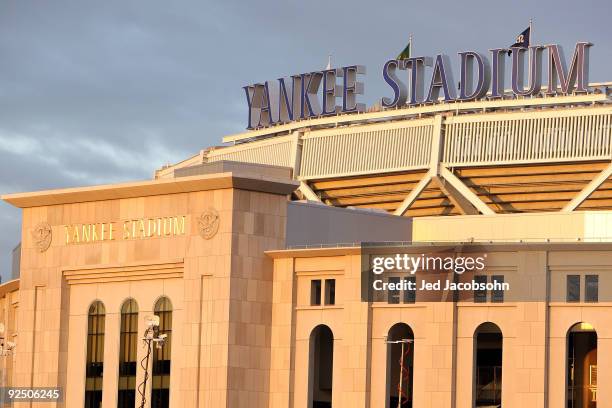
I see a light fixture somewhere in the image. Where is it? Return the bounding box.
[138,315,168,408]
[0,322,16,356]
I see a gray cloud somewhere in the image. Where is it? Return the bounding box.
[1,0,611,281]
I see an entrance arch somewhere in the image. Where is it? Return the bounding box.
[473,322,502,407]
[567,322,597,408]
[386,323,414,408]
[308,325,334,408]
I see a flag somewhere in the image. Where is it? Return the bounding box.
[396,40,411,60]
[507,27,530,56]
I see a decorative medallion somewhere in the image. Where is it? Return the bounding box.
[32,222,52,252]
[197,208,220,239]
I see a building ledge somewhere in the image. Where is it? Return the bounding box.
[1,172,299,208]
[0,279,19,297]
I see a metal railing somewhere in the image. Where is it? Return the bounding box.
[200,103,612,181]
[443,111,612,166]
[299,120,433,179]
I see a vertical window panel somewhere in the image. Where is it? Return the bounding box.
[474,276,487,303]
[311,280,322,306]
[152,297,172,408]
[567,275,581,302]
[387,277,400,304]
[403,276,416,304]
[491,275,505,303]
[585,275,599,303]
[85,301,105,408]
[118,299,138,408]
[324,279,336,305]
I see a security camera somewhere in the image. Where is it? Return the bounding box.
[144,315,160,328]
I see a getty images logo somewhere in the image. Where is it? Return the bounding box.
[371,253,487,275]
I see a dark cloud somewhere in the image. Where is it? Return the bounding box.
[1,0,611,281]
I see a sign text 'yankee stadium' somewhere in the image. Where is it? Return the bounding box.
[243,42,592,130]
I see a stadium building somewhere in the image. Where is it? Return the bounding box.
[1,42,612,408]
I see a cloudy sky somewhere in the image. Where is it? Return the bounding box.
[0,0,611,281]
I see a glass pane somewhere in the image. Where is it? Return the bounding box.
[152,298,172,408]
[118,299,138,408]
[388,277,400,304]
[567,275,580,302]
[474,275,487,303]
[585,275,598,302]
[311,280,321,306]
[403,276,416,303]
[324,279,335,305]
[491,275,504,303]
[85,301,105,408]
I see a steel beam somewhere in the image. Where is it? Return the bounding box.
[298,181,321,202]
[439,166,495,215]
[394,175,432,216]
[562,161,612,212]
[432,176,479,215]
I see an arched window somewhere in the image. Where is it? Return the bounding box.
[118,299,138,408]
[473,322,503,408]
[152,297,172,408]
[85,301,106,408]
[386,323,414,408]
[567,322,597,408]
[308,325,334,408]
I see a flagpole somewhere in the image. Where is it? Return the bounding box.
[409,33,413,55]
[529,18,533,45]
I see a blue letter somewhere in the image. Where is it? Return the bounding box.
[341,65,366,113]
[426,55,456,103]
[321,69,340,115]
[511,45,544,96]
[381,60,407,108]
[300,72,323,119]
[243,85,257,129]
[405,56,432,105]
[256,82,274,127]
[546,42,592,95]
[489,48,507,99]
[458,51,490,101]
[278,76,300,123]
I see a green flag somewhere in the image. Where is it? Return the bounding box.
[396,40,411,60]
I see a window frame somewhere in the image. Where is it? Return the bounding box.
[310,279,322,306]
[85,301,106,408]
[151,297,173,408]
[324,279,336,305]
[474,275,488,303]
[118,299,138,408]
[491,275,505,303]
[585,275,599,303]
[566,275,581,303]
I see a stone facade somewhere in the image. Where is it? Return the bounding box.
[1,170,611,408]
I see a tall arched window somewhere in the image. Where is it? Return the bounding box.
[85,301,105,408]
[118,299,138,408]
[567,322,597,408]
[474,322,503,408]
[308,325,334,408]
[152,297,172,408]
[386,323,414,408]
